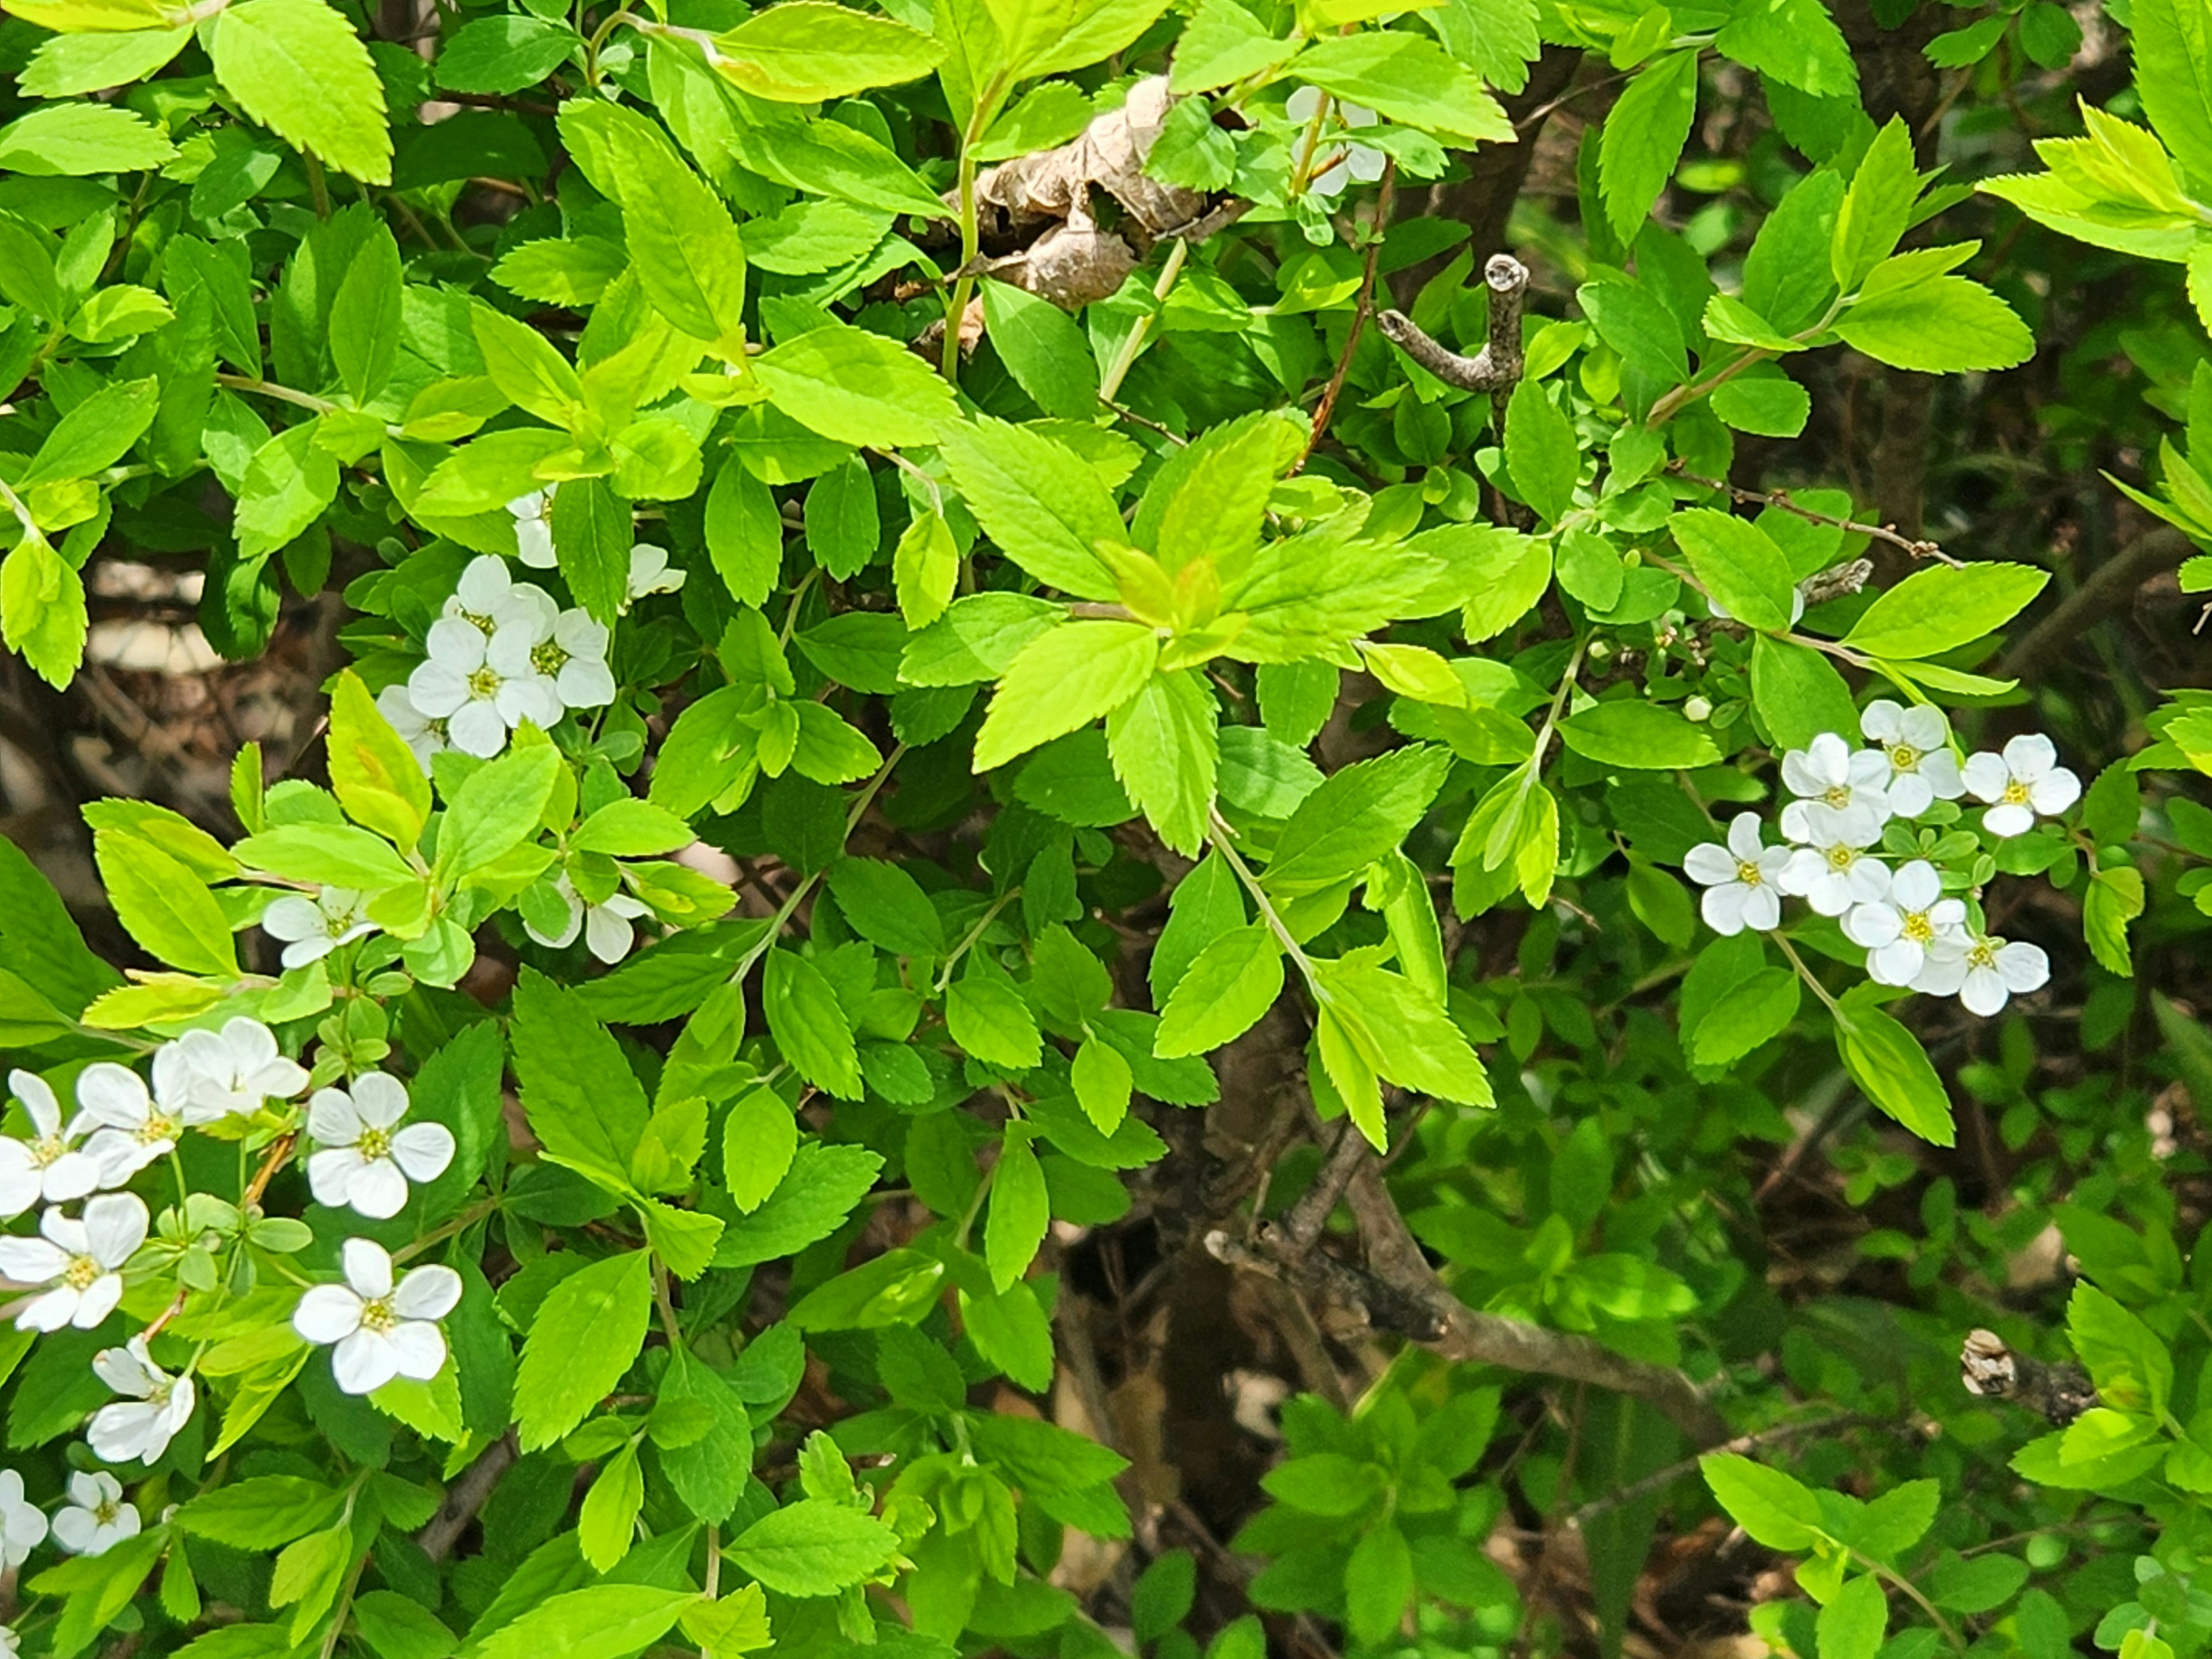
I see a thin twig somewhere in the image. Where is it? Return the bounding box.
[1564,1412,1891,1530]
[1667,462,1962,567]
[1294,160,1397,475]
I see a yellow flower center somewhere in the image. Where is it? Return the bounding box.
[1825,844,1855,871]
[466,667,502,699]
[2002,779,2031,806]
[28,1133,65,1168]
[137,1112,177,1146]
[1967,938,1999,971]
[1900,910,1934,945]
[63,1253,102,1290]
[358,1296,398,1334]
[1821,783,1851,809]
[531,640,570,676]
[1889,743,1919,771]
[459,608,496,635]
[92,1498,120,1525]
[1735,859,1763,887]
[356,1126,393,1161]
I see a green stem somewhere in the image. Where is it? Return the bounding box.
[931,887,1020,995]
[1852,1552,1964,1654]
[728,742,910,985]
[1772,931,1844,1020]
[1096,237,1189,404]
[942,71,1014,384]
[1205,807,1316,990]
[392,1196,499,1264]
[215,374,340,416]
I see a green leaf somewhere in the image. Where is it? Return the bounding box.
[1156,922,1283,1058]
[325,671,430,847]
[984,1126,1049,1291]
[1260,1452,1387,1517]
[2085,865,2145,976]
[2068,1281,2172,1413]
[1559,702,1722,769]
[582,105,745,354]
[2132,0,2212,194]
[706,2,942,100]
[233,824,414,889]
[0,533,86,690]
[350,1592,457,1659]
[435,15,579,94]
[704,453,784,609]
[722,1088,798,1213]
[1343,1522,1414,1645]
[1700,1452,1822,1550]
[1503,380,1578,524]
[980,280,1099,419]
[578,1442,644,1570]
[513,1249,653,1451]
[1815,1573,1887,1659]
[472,1585,699,1659]
[946,972,1043,1070]
[1690,967,1799,1066]
[1669,507,1796,631]
[1836,996,1955,1145]
[825,857,945,957]
[0,101,175,175]
[552,476,632,626]
[1266,744,1452,896]
[94,830,237,976]
[727,1499,899,1597]
[1456,529,1552,642]
[1831,119,1917,289]
[511,968,652,1192]
[1105,669,1218,858]
[20,26,191,97]
[1840,561,2047,658]
[235,420,341,559]
[754,321,958,449]
[1071,1036,1133,1132]
[1750,635,1860,751]
[984,0,1175,78]
[974,620,1159,772]
[1599,50,1699,244]
[1834,271,2033,373]
[939,418,1127,600]
[329,224,402,406]
[1310,956,1491,1123]
[434,741,559,881]
[763,949,863,1099]
[210,0,391,184]
[20,375,158,488]
[716,1143,884,1267]
[1292,33,1512,143]
[176,1477,344,1550]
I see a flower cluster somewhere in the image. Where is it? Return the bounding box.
[0,1016,463,1555]
[1685,703,2075,1015]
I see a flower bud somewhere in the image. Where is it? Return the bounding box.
[1683,695,1713,722]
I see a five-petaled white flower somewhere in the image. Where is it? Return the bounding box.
[1779,732,1892,843]
[1914,931,2051,1016]
[407,617,562,759]
[89,1336,195,1467]
[1778,804,1890,918]
[77,1065,181,1184]
[1860,700,1965,818]
[160,1019,309,1125]
[0,1622,20,1658]
[0,1070,105,1217]
[443,555,556,639]
[306,1075,456,1220]
[0,1194,147,1331]
[1285,88,1388,198]
[377,683,448,775]
[523,874,652,965]
[1843,859,1968,987]
[261,887,378,970]
[293,1239,462,1396]
[0,1469,48,1569]
[623,543,686,612]
[508,490,558,569]
[1684,813,1791,935]
[1963,733,2081,838]
[521,608,618,712]
[53,1471,138,1556]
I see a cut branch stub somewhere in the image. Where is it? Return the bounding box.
[1960,1328,2098,1425]
[1376,253,1529,394]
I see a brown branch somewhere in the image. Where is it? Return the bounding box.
[1565,1412,1893,1531]
[418,1430,519,1562]
[1295,160,1397,476]
[1960,1330,2097,1425]
[1667,463,1961,567]
[1376,253,1528,406]
[1997,527,2193,682]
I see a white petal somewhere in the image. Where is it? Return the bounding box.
[1846,748,1892,789]
[89,1402,164,1465]
[92,1343,158,1396]
[2029,768,2081,816]
[1860,700,1903,742]
[1781,749,1823,798]
[1960,965,2009,1017]
[1920,751,1964,797]
[1846,859,1892,904]
[1843,903,1901,949]
[1912,952,1968,998]
[1803,873,1853,918]
[1806,733,1850,784]
[408,661,472,720]
[426,618,489,670]
[448,702,509,759]
[346,1161,410,1220]
[71,1274,123,1328]
[261,896,325,945]
[246,1057,310,1101]
[1890,861,1940,911]
[486,627,537,677]
[514,517,557,570]
[342,1238,395,1299]
[1899,704,1948,749]
[332,1330,400,1395]
[1700,883,1751,935]
[501,676,564,729]
[308,1147,365,1209]
[1725,813,1764,861]
[455,555,512,613]
[1996,941,2050,993]
[2001,732,2057,783]
[1869,938,1923,986]
[51,1509,96,1554]
[294,1285,365,1344]
[75,1065,150,1129]
[1776,848,1824,898]
[306,1089,365,1144]
[391,1123,456,1182]
[585,905,635,964]
[393,1264,463,1320]
[1929,899,1967,931]
[1683,843,1737,887]
[555,611,609,657]
[1960,752,2009,803]
[388,1321,448,1381]
[350,1073,411,1130]
[84,1194,148,1266]
[558,658,618,710]
[1738,885,1782,932]
[1887,774,1933,818]
[0,1164,38,1221]
[1982,802,2034,838]
[9,1072,60,1138]
[0,1236,69,1281]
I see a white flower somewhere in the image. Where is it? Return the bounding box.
[1779,732,1893,842]
[0,1623,18,1658]
[293,1238,461,1396]
[1843,859,1968,988]
[505,608,616,713]
[159,1018,310,1125]
[89,1336,195,1466]
[1285,88,1388,197]
[377,683,448,775]
[508,490,558,569]
[1859,700,1965,818]
[623,543,686,612]
[0,1470,48,1568]
[443,554,557,639]
[0,1195,146,1331]
[0,1070,105,1217]
[1913,931,2051,1016]
[522,874,652,965]
[261,887,377,970]
[306,1074,455,1220]
[1683,812,1791,935]
[1962,733,2081,838]
[77,1064,180,1184]
[52,1472,138,1556]
[1709,588,1808,627]
[1777,804,1890,918]
[407,618,563,759]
